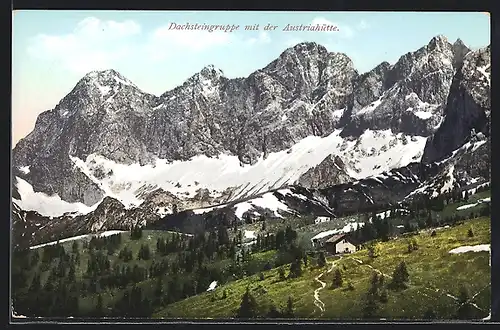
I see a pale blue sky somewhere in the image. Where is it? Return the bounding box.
[12,10,490,144]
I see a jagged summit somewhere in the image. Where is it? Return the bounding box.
[280,41,329,58]
[78,69,136,88]
[454,38,466,46]
[427,35,451,51]
[198,65,224,80]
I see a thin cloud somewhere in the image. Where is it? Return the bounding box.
[27,17,141,74]
[311,17,354,39]
[145,25,234,61]
[245,31,272,46]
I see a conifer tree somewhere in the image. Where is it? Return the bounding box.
[284,296,294,318]
[96,294,104,316]
[278,267,286,281]
[237,286,258,318]
[332,269,343,288]
[317,252,326,268]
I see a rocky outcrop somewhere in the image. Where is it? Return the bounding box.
[297,155,353,189]
[422,46,491,163]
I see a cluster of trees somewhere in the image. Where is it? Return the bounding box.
[362,261,409,318]
[13,217,310,318]
[236,286,295,319]
[347,185,491,247]
[130,226,143,240]
[12,244,80,316]
[362,272,389,318]
[251,226,299,253]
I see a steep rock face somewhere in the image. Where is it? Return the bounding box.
[343,36,459,137]
[297,155,353,189]
[422,46,491,163]
[12,70,159,204]
[150,43,358,165]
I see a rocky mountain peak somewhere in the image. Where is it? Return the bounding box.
[427,35,451,51]
[453,38,466,47]
[78,69,136,90]
[198,65,225,81]
[289,41,328,54]
[267,41,329,71]
[452,38,471,69]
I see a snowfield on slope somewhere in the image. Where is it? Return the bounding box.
[13,177,101,217]
[310,222,365,241]
[29,230,126,250]
[14,129,427,217]
[193,191,292,220]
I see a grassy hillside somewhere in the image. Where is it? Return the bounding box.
[153,217,491,320]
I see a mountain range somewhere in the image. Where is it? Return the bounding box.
[11,35,491,249]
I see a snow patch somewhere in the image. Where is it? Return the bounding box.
[414,111,433,120]
[314,216,331,224]
[29,230,126,250]
[244,230,256,240]
[456,197,490,211]
[311,222,365,241]
[233,193,290,219]
[356,99,382,116]
[13,177,100,218]
[449,244,490,254]
[206,281,218,292]
[456,203,478,211]
[19,166,30,174]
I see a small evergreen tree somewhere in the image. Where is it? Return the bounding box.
[332,269,343,288]
[288,259,302,278]
[369,273,379,296]
[284,296,294,318]
[96,294,104,316]
[379,289,388,303]
[389,261,409,290]
[154,277,165,307]
[236,287,258,318]
[72,241,79,254]
[368,244,379,259]
[423,307,436,319]
[278,267,286,281]
[317,252,326,268]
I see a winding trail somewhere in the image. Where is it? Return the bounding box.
[313,257,343,316]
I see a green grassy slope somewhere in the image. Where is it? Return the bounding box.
[153,217,490,320]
